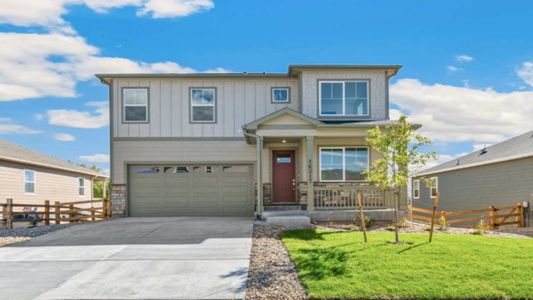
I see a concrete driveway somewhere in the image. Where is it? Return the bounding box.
[0,217,253,300]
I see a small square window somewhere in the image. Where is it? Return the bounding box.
[272,87,290,103]
[205,166,214,174]
[190,88,216,123]
[123,88,149,123]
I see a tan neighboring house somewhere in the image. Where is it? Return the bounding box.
[412,130,533,226]
[97,64,415,220]
[0,140,108,205]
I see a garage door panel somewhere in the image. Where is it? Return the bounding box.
[129,164,253,217]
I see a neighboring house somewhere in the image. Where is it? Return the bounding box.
[97,64,413,219]
[412,130,533,224]
[0,140,108,205]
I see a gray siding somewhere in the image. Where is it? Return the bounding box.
[112,78,298,138]
[300,69,388,120]
[112,140,256,184]
[414,157,533,217]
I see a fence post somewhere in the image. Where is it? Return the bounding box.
[488,205,496,229]
[429,192,440,243]
[69,204,74,223]
[102,199,108,219]
[6,198,13,229]
[357,191,367,243]
[54,201,60,224]
[44,200,50,225]
[91,208,96,221]
[517,203,524,228]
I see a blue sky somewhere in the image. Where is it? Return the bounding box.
[1,0,533,173]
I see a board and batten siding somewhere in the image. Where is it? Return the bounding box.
[113,140,257,184]
[414,157,533,213]
[300,69,388,120]
[112,78,299,138]
[0,161,94,205]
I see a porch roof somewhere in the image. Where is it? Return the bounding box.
[242,108,420,143]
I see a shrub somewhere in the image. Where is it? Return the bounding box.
[398,217,409,228]
[473,219,490,235]
[364,216,373,228]
[438,215,448,231]
[386,225,396,231]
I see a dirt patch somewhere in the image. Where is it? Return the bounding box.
[246,225,307,300]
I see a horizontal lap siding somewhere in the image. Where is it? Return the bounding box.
[0,161,93,205]
[415,157,533,211]
[113,78,299,138]
[113,140,256,184]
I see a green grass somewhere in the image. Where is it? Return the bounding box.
[281,230,533,299]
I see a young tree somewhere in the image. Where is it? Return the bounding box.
[365,115,435,244]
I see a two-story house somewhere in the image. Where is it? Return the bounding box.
[97,65,407,220]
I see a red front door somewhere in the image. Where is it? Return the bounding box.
[272,150,296,203]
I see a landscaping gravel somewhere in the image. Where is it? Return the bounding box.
[246,225,307,300]
[0,236,31,247]
[0,223,75,239]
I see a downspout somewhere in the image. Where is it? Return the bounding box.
[242,127,263,219]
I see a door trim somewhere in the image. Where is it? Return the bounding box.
[271,149,297,203]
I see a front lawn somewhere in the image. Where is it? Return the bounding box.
[281,230,533,299]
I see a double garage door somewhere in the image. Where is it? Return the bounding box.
[129,164,254,217]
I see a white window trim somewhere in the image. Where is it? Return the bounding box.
[23,169,36,195]
[122,87,149,123]
[319,146,369,182]
[413,179,420,199]
[190,88,216,123]
[271,87,290,103]
[430,177,438,199]
[318,80,370,117]
[78,177,85,197]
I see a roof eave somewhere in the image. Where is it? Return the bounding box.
[0,156,109,178]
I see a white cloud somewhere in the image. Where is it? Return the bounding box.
[517,61,533,87]
[391,79,533,144]
[137,0,214,18]
[389,109,403,120]
[455,54,474,62]
[0,118,40,134]
[418,152,469,172]
[54,133,75,142]
[79,154,110,163]
[48,101,109,128]
[0,0,213,30]
[447,66,462,72]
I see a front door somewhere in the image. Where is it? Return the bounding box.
[272,150,296,203]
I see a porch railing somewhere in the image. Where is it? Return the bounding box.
[314,185,395,209]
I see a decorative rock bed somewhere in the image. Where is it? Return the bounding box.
[0,224,76,247]
[246,225,307,300]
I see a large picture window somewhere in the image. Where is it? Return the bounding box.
[123,88,149,122]
[23,170,35,194]
[190,88,216,123]
[319,80,369,116]
[319,147,369,181]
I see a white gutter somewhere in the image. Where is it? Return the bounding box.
[416,152,533,177]
[0,156,108,178]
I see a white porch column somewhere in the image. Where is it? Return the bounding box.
[255,136,264,217]
[306,136,314,211]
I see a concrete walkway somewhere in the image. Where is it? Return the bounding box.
[0,217,253,300]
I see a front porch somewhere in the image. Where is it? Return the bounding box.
[243,108,406,221]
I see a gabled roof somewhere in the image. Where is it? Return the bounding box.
[243,107,323,130]
[417,130,533,176]
[0,140,107,178]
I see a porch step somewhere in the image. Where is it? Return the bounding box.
[262,210,307,219]
[264,205,304,211]
[266,216,311,229]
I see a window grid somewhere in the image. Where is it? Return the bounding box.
[319,147,369,182]
[319,80,369,117]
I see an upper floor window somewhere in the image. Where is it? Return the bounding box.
[413,179,420,199]
[272,87,290,103]
[430,177,438,198]
[319,147,369,181]
[23,169,35,194]
[123,88,149,123]
[190,88,216,123]
[319,80,369,117]
[78,178,85,196]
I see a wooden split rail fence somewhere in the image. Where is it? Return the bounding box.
[1,198,111,229]
[409,203,525,229]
